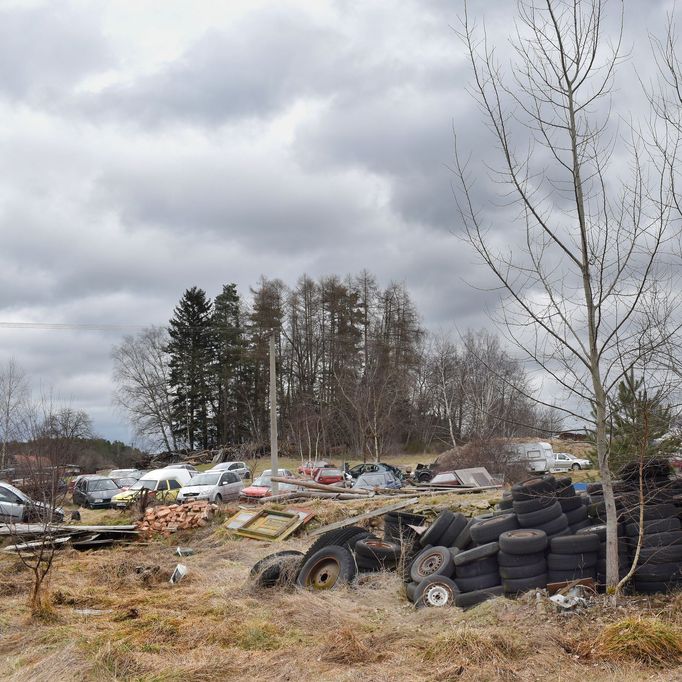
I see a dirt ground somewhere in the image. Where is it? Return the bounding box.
[1,487,680,681]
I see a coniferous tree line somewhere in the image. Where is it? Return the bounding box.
[112,272,559,458]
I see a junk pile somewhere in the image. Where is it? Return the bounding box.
[136,501,220,536]
[0,523,138,552]
[249,464,682,610]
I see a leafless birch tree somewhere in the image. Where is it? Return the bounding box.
[455,0,680,590]
[0,358,29,471]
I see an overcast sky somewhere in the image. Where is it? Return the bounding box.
[0,0,673,443]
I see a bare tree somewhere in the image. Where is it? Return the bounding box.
[0,358,29,471]
[455,0,679,590]
[112,326,177,452]
[9,393,92,616]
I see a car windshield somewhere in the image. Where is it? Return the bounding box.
[189,473,221,487]
[253,475,271,487]
[89,479,119,491]
[130,478,155,491]
[114,477,136,487]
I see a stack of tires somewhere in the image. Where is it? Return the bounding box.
[404,510,476,607]
[546,533,599,584]
[576,523,629,589]
[498,529,548,594]
[624,513,682,594]
[512,476,570,540]
[555,477,591,533]
[452,542,503,608]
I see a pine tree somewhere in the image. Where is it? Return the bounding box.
[608,371,677,472]
[212,284,246,445]
[167,287,214,450]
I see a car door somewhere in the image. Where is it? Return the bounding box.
[73,478,87,506]
[0,485,25,522]
[166,479,182,501]
[219,472,241,500]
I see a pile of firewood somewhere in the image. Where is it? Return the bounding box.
[136,501,220,536]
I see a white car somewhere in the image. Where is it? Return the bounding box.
[553,452,592,471]
[177,470,243,504]
[207,461,251,480]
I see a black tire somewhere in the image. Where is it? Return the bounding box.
[547,552,598,570]
[301,526,368,565]
[250,550,304,588]
[420,511,456,548]
[503,573,548,594]
[455,571,501,593]
[498,498,514,511]
[498,550,546,567]
[535,514,569,537]
[513,497,554,515]
[387,511,427,526]
[499,529,548,555]
[569,519,593,533]
[455,556,499,578]
[634,562,682,581]
[577,524,607,541]
[499,559,547,580]
[621,504,677,522]
[511,476,556,502]
[627,530,682,549]
[634,581,674,594]
[625,518,681,537]
[560,496,584,514]
[453,542,499,566]
[587,483,603,494]
[554,476,573,492]
[550,533,600,554]
[454,585,504,609]
[547,568,597,583]
[453,519,475,550]
[414,575,459,608]
[564,505,588,525]
[296,546,357,590]
[405,581,419,603]
[410,546,455,582]
[355,538,402,567]
[571,464,581,471]
[470,513,519,546]
[517,501,562,528]
[438,513,469,547]
[637,545,682,563]
[347,531,377,552]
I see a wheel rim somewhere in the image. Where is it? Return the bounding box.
[572,464,580,470]
[424,584,451,607]
[418,552,443,577]
[308,558,341,589]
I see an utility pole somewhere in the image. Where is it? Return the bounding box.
[269,334,279,494]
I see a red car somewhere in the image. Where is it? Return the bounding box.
[313,468,345,485]
[240,469,298,500]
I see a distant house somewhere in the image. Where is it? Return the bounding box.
[556,431,590,442]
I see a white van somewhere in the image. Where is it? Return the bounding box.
[508,442,555,473]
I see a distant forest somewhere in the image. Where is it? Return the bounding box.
[112,272,559,458]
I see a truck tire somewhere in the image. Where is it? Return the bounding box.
[250,550,304,588]
[301,526,368,565]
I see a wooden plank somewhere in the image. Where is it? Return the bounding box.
[307,497,420,536]
[270,476,371,496]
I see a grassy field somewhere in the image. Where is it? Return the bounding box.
[0,481,681,681]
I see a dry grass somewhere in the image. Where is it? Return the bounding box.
[0,494,680,681]
[585,617,682,667]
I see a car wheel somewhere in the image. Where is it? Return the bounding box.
[571,463,580,470]
[215,494,222,503]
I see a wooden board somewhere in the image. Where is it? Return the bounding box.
[235,509,304,541]
[307,497,420,537]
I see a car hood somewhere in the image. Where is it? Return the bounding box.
[88,489,119,500]
[112,489,142,501]
[179,485,214,495]
[241,486,269,496]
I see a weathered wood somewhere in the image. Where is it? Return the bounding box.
[307,497,420,536]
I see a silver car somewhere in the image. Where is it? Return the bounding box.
[0,481,65,523]
[177,470,243,504]
[208,461,251,480]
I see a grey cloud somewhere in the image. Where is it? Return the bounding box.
[0,3,112,102]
